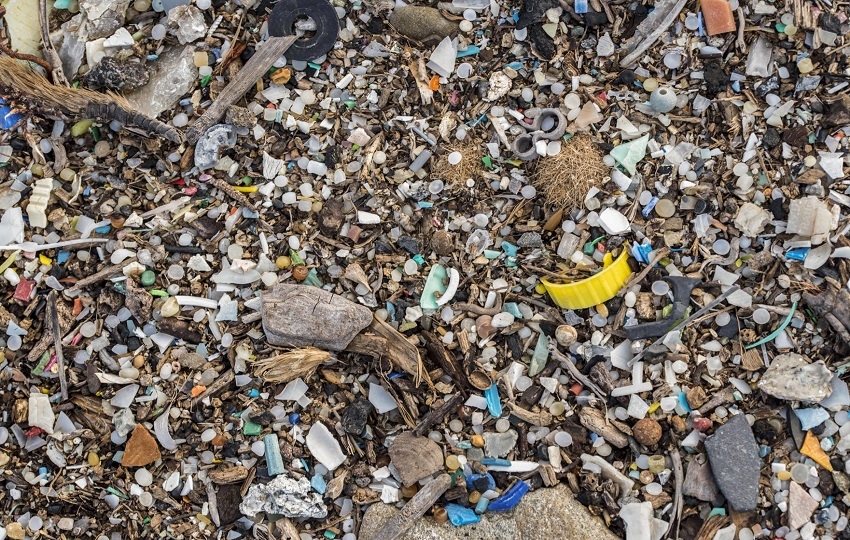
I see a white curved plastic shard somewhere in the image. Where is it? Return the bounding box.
[305,422,346,471]
[426,36,457,78]
[436,268,460,307]
[0,207,25,246]
[154,407,178,451]
[262,151,285,179]
[27,178,54,229]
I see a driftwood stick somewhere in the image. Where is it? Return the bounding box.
[48,291,68,401]
[39,0,69,87]
[186,35,297,144]
[413,394,463,437]
[369,474,451,540]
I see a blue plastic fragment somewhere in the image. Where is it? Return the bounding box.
[0,98,23,130]
[456,45,480,58]
[417,201,434,209]
[248,388,260,397]
[484,383,502,418]
[481,458,511,467]
[413,254,426,264]
[505,61,523,71]
[631,243,653,264]
[475,496,490,514]
[731,81,740,92]
[678,391,692,412]
[758,445,771,458]
[465,473,496,492]
[57,251,71,264]
[642,196,659,217]
[575,0,588,14]
[94,225,111,234]
[311,473,327,494]
[445,503,480,526]
[794,408,830,431]
[785,248,810,261]
[289,413,300,425]
[488,481,529,511]
[501,241,518,258]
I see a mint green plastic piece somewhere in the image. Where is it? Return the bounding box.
[610,134,649,175]
[529,333,549,377]
[420,264,448,310]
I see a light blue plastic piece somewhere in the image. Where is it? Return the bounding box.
[457,46,480,58]
[610,134,649,175]
[529,333,549,377]
[445,503,480,526]
[485,383,502,418]
[264,434,285,476]
[420,264,448,310]
[794,408,830,431]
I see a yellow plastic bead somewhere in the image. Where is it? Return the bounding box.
[535,284,547,295]
[88,452,100,466]
[446,454,460,470]
[643,78,659,92]
[39,254,52,265]
[276,256,291,269]
[777,471,792,481]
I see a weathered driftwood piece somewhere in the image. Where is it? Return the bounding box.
[413,394,464,437]
[186,35,297,144]
[367,474,451,540]
[577,407,629,449]
[47,291,68,401]
[619,0,688,67]
[804,287,850,342]
[250,347,331,384]
[262,285,372,350]
[368,317,430,387]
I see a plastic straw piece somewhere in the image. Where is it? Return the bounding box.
[0,238,109,252]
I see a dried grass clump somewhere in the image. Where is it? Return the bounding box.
[431,140,485,186]
[250,347,331,383]
[533,135,607,210]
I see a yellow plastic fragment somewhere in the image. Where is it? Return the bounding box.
[39,254,52,265]
[647,402,660,414]
[234,185,259,193]
[541,247,633,309]
[800,430,833,471]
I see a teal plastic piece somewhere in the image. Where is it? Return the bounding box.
[503,302,522,319]
[243,420,262,436]
[610,134,649,175]
[264,434,285,476]
[475,496,490,514]
[483,249,501,259]
[311,473,327,494]
[529,333,549,377]
[708,508,727,517]
[481,458,510,467]
[420,264,448,310]
[445,504,480,526]
[746,301,797,350]
[457,45,480,58]
[54,0,71,8]
[485,383,502,418]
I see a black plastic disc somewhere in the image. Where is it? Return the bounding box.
[268,0,339,62]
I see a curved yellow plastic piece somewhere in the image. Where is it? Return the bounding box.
[541,246,633,309]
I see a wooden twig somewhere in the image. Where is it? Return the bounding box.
[412,394,463,437]
[369,474,451,540]
[38,0,69,86]
[47,291,68,401]
[186,35,297,144]
[548,344,608,400]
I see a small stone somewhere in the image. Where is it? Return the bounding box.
[633,418,662,446]
[517,232,543,248]
[682,457,721,501]
[85,57,149,90]
[389,6,459,45]
[788,480,818,530]
[5,523,25,540]
[432,230,454,255]
[225,105,255,129]
[389,432,444,487]
[122,425,162,467]
[704,414,760,512]
[342,399,373,435]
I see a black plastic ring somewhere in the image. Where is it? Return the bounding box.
[268,0,340,62]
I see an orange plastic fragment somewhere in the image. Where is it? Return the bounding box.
[800,430,833,471]
[429,76,441,91]
[191,385,207,397]
[73,298,83,316]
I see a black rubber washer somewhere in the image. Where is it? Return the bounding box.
[268,0,339,62]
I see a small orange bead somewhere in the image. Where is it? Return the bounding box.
[292,266,309,281]
[429,76,440,91]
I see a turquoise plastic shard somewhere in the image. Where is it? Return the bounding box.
[610,134,649,175]
[445,503,481,526]
[485,383,502,418]
[529,333,549,377]
[264,433,285,476]
[420,263,448,310]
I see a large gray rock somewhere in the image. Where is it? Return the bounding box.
[359,484,621,540]
[262,285,372,351]
[704,413,760,512]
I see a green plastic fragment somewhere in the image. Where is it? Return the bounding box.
[240,176,253,186]
[482,155,492,169]
[289,249,306,266]
[610,134,648,175]
[107,487,129,499]
[32,351,51,377]
[420,264,448,310]
[303,268,323,287]
[399,320,417,332]
[71,119,93,137]
[91,126,100,142]
[529,333,549,377]
[201,74,212,87]
[140,270,156,286]
[243,421,262,436]
[149,289,169,297]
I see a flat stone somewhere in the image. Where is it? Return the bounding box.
[389,432,444,487]
[359,484,619,540]
[85,57,150,91]
[216,483,244,525]
[262,285,372,351]
[484,430,518,458]
[682,456,721,502]
[704,414,760,512]
[122,425,162,467]
[389,6,458,45]
[788,481,818,530]
[758,353,834,402]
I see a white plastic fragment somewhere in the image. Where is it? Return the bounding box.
[305,422,346,471]
[369,383,398,414]
[28,392,55,434]
[27,178,53,229]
